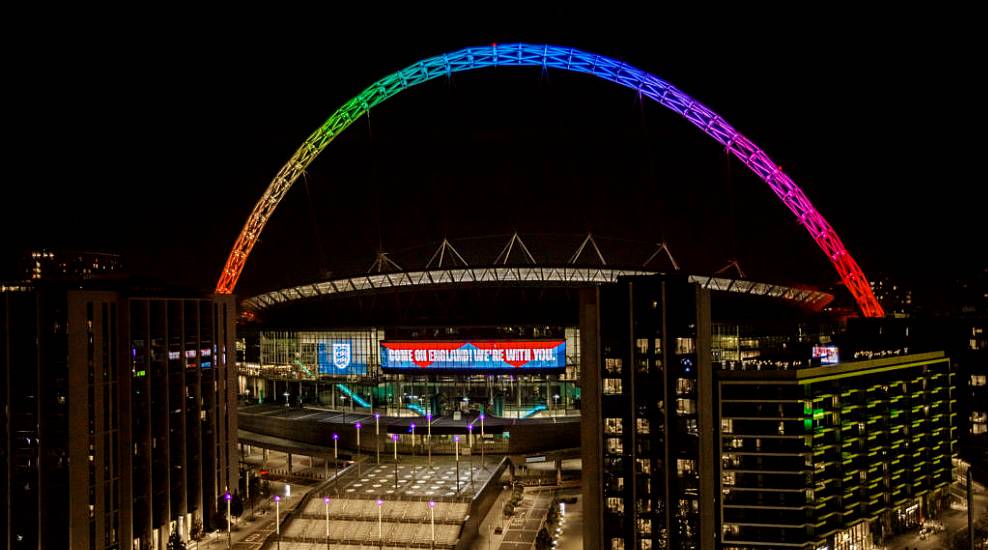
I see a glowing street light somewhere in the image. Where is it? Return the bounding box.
[375,413,381,464]
[428,500,436,548]
[409,423,417,458]
[454,435,461,493]
[553,394,560,423]
[376,498,384,545]
[224,491,232,549]
[426,413,435,468]
[354,421,362,476]
[323,496,331,550]
[332,433,339,491]
[467,425,475,488]
[392,434,400,489]
[274,495,282,550]
[479,413,486,469]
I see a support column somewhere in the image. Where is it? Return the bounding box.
[287,453,293,474]
[556,459,562,485]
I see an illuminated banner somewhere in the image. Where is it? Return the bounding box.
[381,340,566,373]
[812,345,840,365]
[317,341,368,375]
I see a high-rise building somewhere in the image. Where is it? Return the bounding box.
[24,250,123,281]
[1,283,237,549]
[580,275,716,550]
[580,275,956,550]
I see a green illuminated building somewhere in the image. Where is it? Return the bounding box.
[718,352,956,549]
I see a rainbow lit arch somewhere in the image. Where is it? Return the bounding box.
[217,43,884,317]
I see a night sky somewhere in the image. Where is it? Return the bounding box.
[4,12,983,305]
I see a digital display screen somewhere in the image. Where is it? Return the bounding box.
[812,345,840,365]
[381,340,566,373]
[317,341,368,375]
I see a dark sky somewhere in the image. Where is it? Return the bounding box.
[4,11,984,303]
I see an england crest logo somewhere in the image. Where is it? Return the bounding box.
[333,342,351,369]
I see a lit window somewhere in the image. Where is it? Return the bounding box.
[722,418,733,433]
[607,438,624,455]
[604,379,623,395]
[611,538,626,550]
[677,459,696,476]
[636,339,649,354]
[605,358,623,374]
[676,398,696,415]
[605,418,623,434]
[676,338,695,354]
[972,375,986,387]
[637,417,650,435]
[607,497,624,514]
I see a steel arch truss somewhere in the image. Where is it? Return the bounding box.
[242,268,834,312]
[217,43,883,317]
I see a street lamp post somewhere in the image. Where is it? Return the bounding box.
[454,435,461,494]
[428,500,436,549]
[479,413,486,469]
[323,496,331,550]
[224,491,232,549]
[409,423,416,459]
[354,422,362,476]
[553,394,560,423]
[376,498,384,548]
[426,413,433,467]
[375,413,381,464]
[332,433,339,492]
[340,395,348,423]
[467,425,474,489]
[274,495,281,550]
[392,434,399,489]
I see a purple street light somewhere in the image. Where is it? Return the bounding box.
[225,491,232,547]
[480,413,486,468]
[428,500,436,545]
[323,496,331,541]
[274,494,282,541]
[332,432,340,489]
[376,498,384,542]
[426,413,433,466]
[375,413,381,464]
[453,435,461,493]
[391,433,400,488]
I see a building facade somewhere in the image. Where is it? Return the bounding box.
[719,352,955,549]
[1,285,238,549]
[580,275,716,550]
[580,275,957,550]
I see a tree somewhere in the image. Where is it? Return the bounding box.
[535,527,553,550]
[166,532,187,550]
[231,490,244,519]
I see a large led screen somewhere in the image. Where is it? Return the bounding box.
[381,340,566,373]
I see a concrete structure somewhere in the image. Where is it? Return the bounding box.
[1,283,238,549]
